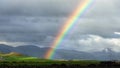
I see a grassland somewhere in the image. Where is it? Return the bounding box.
[0,55,100,66]
[0,52,119,68]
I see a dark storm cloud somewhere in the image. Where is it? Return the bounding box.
[0,0,81,16]
[0,16,65,46]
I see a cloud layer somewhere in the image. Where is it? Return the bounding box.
[0,0,120,52]
[0,0,81,16]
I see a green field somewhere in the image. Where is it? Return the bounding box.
[2,52,116,68]
[0,56,100,65]
[0,52,101,66]
[0,57,100,66]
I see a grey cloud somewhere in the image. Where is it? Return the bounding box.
[0,0,81,16]
[72,18,120,38]
[83,0,119,18]
[0,16,65,46]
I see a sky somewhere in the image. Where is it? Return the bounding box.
[0,0,120,52]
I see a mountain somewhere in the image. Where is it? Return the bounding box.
[0,44,96,60]
[91,48,120,61]
[14,45,49,57]
[0,44,14,53]
[0,44,120,60]
[53,49,96,60]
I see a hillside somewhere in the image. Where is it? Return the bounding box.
[0,52,42,61]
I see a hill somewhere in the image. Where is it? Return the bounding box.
[0,52,42,61]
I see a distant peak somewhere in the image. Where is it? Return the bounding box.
[102,48,114,53]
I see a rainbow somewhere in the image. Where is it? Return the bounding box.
[44,0,94,59]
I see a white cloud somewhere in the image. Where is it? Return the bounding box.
[77,35,120,52]
[0,41,26,47]
[114,32,120,35]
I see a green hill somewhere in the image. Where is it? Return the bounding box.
[0,52,47,62]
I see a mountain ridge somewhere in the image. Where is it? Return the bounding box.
[0,44,120,60]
